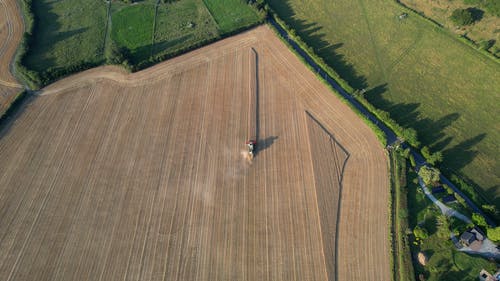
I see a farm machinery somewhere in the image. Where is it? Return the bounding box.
[246,140,257,159]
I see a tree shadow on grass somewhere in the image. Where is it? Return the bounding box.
[268,0,369,90]
[128,34,193,64]
[269,0,489,188]
[443,133,486,172]
[25,1,93,71]
[366,83,486,173]
[467,7,484,22]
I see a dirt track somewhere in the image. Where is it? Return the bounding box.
[0,0,23,114]
[0,26,390,280]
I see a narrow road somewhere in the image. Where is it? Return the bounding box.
[417,176,471,224]
[268,16,496,227]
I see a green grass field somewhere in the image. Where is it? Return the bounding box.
[24,0,107,72]
[407,172,496,280]
[268,0,500,205]
[111,2,156,63]
[22,0,261,81]
[152,0,220,59]
[203,0,262,33]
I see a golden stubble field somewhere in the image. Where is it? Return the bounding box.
[0,26,390,280]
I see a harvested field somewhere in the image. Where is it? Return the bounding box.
[0,26,390,281]
[0,0,23,114]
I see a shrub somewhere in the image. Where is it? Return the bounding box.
[478,40,494,50]
[418,166,440,186]
[420,146,442,165]
[105,41,125,65]
[486,227,500,242]
[450,8,475,26]
[482,204,498,217]
[409,154,416,168]
[436,214,450,239]
[472,213,488,228]
[413,225,429,240]
[443,184,454,194]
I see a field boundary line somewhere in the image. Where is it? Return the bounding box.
[305,110,350,281]
[102,0,112,56]
[386,29,423,76]
[356,0,388,81]
[201,0,221,29]
[150,0,161,58]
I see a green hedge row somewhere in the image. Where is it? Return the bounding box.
[356,95,419,147]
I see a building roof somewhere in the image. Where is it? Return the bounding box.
[442,194,457,203]
[431,186,445,194]
[460,231,476,246]
[479,269,495,281]
[471,227,485,241]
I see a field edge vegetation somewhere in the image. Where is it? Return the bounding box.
[14,0,267,89]
[265,0,499,222]
[267,16,388,146]
[390,149,417,281]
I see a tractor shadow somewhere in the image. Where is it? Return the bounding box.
[258,136,279,153]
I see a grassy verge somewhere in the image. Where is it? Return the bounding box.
[390,149,416,281]
[267,0,500,209]
[407,169,496,280]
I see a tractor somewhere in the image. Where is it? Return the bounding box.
[246,140,257,159]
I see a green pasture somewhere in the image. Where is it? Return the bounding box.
[22,0,261,81]
[23,0,107,72]
[203,0,262,33]
[152,0,220,59]
[268,0,500,205]
[111,2,156,63]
